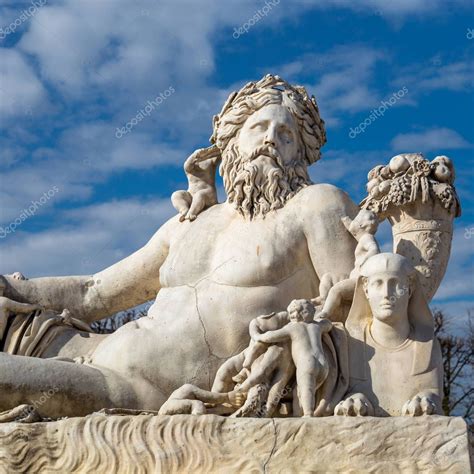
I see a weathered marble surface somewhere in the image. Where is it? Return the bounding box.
[0,415,469,473]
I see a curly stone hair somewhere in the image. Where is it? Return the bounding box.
[210,74,327,166]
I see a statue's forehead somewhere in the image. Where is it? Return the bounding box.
[366,271,408,279]
[245,103,295,125]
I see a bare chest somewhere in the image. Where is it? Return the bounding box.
[160,206,312,288]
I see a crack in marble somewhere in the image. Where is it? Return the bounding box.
[187,285,227,362]
[263,418,277,473]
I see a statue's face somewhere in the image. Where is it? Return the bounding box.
[237,104,299,165]
[289,310,301,322]
[289,305,313,322]
[364,273,410,324]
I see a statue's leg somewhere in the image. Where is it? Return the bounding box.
[211,350,245,392]
[185,190,208,221]
[171,190,192,221]
[319,279,355,318]
[265,345,295,416]
[0,353,138,419]
[238,345,283,393]
[296,369,317,417]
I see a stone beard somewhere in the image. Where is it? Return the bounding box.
[220,140,311,218]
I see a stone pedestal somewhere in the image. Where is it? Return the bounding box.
[0,414,470,473]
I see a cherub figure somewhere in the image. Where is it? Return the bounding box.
[171,145,220,221]
[315,209,379,320]
[253,299,333,417]
[232,309,290,385]
[431,155,454,184]
[0,279,41,342]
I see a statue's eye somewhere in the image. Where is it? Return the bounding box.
[250,122,266,131]
[279,127,293,142]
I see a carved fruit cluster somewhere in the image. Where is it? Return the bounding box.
[361,154,460,216]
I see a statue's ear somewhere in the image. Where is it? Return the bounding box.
[341,215,352,231]
[362,277,369,296]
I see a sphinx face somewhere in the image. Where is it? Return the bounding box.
[237,104,300,166]
[364,273,410,324]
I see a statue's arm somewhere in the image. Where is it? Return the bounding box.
[255,326,291,344]
[303,185,358,295]
[1,219,174,323]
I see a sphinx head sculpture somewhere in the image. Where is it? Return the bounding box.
[337,253,443,417]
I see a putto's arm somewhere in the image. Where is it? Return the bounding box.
[1,218,175,323]
[256,326,290,344]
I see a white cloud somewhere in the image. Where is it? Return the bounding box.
[276,46,387,125]
[392,60,474,95]
[0,48,48,119]
[0,197,176,277]
[390,127,472,152]
[310,148,387,198]
[301,0,470,17]
[0,121,191,222]
[434,225,474,302]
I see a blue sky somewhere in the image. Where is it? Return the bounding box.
[0,0,473,325]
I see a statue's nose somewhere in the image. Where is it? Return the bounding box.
[264,126,277,147]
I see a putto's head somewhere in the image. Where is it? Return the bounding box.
[287,299,315,323]
[361,253,414,324]
[344,209,378,237]
[431,155,454,184]
[210,74,326,218]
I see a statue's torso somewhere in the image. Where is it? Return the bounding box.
[349,326,441,416]
[90,186,350,408]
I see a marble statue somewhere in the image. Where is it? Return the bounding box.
[335,253,443,417]
[0,75,461,427]
[0,74,359,420]
[232,307,291,386]
[0,278,41,343]
[171,145,220,221]
[253,299,333,417]
[361,152,461,301]
[315,209,379,320]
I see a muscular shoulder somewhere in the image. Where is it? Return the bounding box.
[146,213,181,248]
[292,184,358,219]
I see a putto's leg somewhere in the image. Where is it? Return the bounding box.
[318,279,356,318]
[171,190,192,221]
[170,383,229,404]
[297,370,317,417]
[238,345,283,393]
[212,351,245,393]
[0,353,138,419]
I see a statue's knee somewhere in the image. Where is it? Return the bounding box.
[179,383,196,398]
[190,400,206,415]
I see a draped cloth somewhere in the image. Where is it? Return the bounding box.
[0,309,91,358]
[313,322,350,416]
